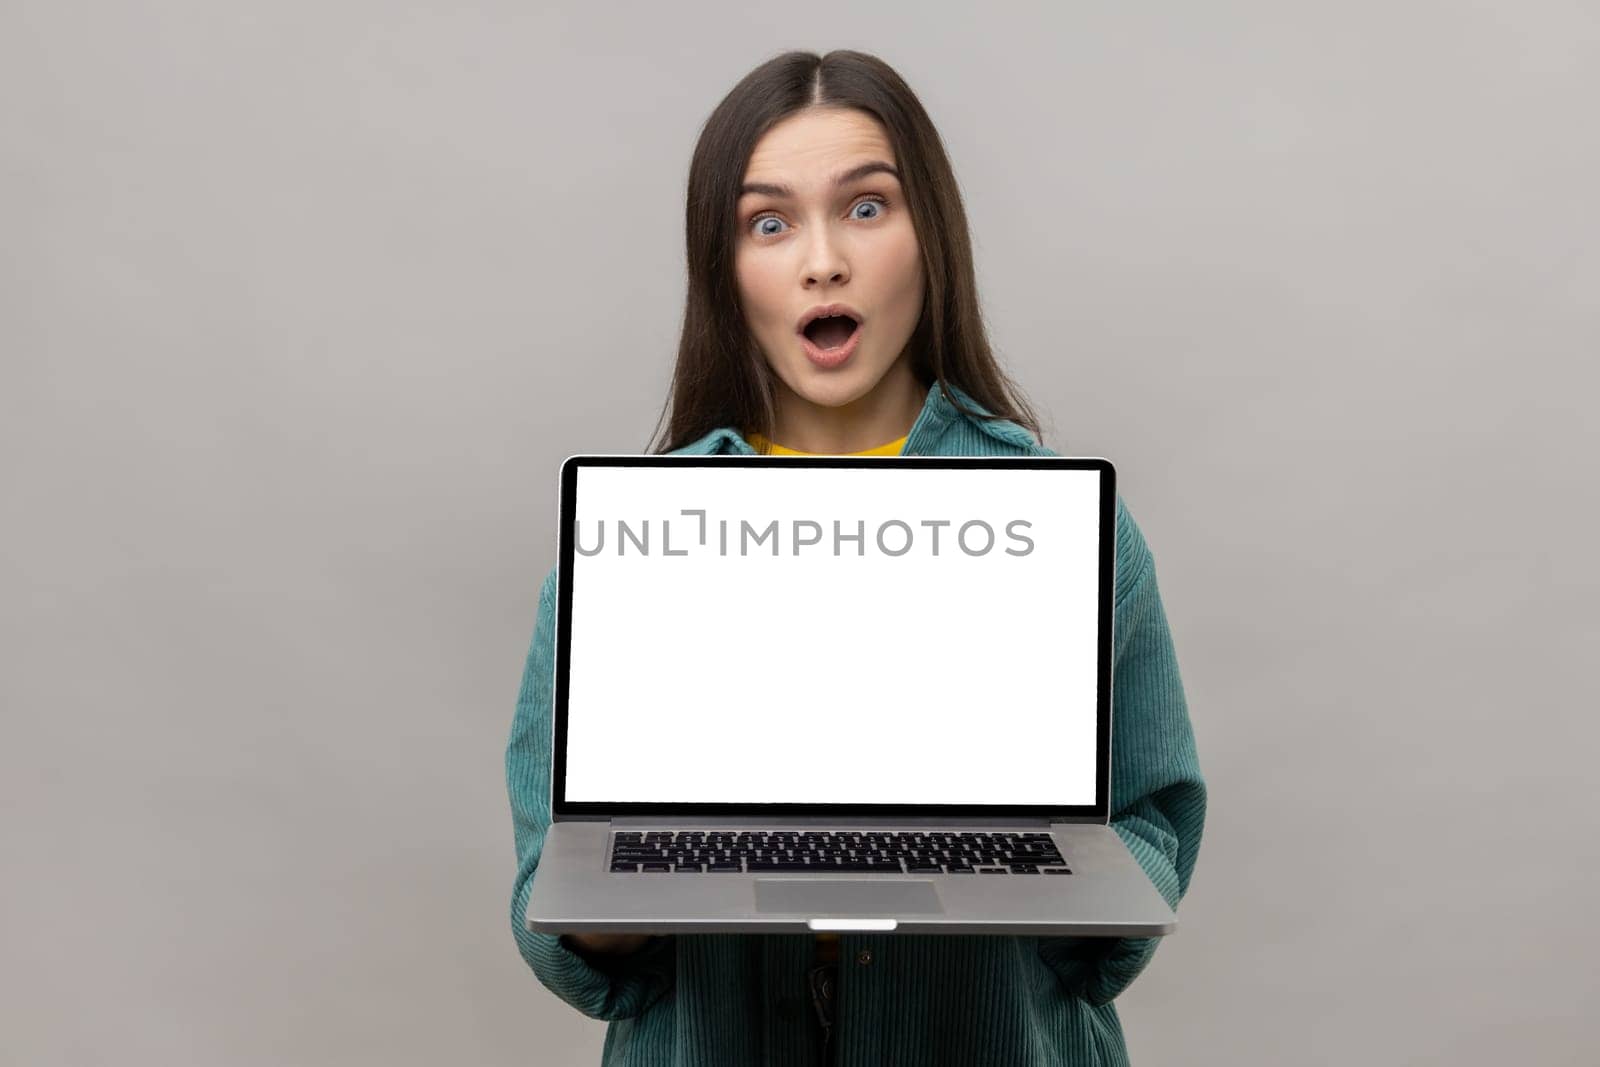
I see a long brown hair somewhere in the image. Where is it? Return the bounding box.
[646,49,1044,454]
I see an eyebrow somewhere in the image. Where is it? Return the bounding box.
[738,160,901,200]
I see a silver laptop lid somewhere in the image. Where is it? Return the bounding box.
[549,455,1115,822]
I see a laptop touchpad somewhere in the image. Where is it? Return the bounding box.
[755,879,943,916]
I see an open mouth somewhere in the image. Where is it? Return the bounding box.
[800,313,860,351]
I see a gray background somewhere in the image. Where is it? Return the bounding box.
[3,2,1597,1064]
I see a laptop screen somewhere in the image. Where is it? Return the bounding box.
[553,456,1113,817]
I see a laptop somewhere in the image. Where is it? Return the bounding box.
[524,453,1176,937]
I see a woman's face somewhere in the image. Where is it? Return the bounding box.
[734,107,925,412]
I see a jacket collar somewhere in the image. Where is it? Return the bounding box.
[671,380,1041,457]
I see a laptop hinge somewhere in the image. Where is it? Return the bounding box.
[608,814,1062,828]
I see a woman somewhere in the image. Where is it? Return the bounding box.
[507,49,1206,1066]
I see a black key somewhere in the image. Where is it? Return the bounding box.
[707,862,742,872]
[640,862,671,872]
[976,867,1009,874]
[610,861,639,872]
[1043,868,1073,875]
[1009,865,1039,873]
[905,863,942,873]
[674,863,701,872]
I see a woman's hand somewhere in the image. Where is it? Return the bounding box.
[563,932,653,957]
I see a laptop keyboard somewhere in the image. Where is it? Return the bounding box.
[607,830,1072,875]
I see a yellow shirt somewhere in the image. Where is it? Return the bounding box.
[743,428,905,965]
[744,431,908,457]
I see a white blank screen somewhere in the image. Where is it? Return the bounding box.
[562,463,1102,806]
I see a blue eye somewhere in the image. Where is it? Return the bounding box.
[749,195,888,237]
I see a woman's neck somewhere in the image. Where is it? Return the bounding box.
[767,360,927,454]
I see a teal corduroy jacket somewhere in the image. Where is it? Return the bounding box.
[506,381,1207,1066]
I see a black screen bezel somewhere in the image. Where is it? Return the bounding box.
[550,454,1115,821]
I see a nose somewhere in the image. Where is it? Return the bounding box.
[801,228,849,288]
